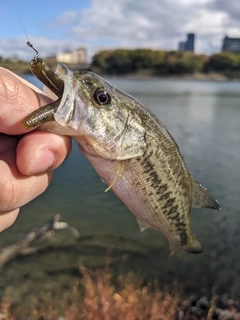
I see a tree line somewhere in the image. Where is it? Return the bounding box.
[91,49,240,77]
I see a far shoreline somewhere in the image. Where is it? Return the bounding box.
[1,62,239,82]
[103,72,232,82]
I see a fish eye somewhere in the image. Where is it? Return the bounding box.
[93,88,111,106]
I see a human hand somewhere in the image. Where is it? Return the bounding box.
[0,67,71,231]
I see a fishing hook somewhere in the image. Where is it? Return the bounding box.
[26,40,39,61]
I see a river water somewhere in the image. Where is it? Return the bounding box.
[0,75,240,304]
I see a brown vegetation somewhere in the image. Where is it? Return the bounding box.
[1,265,240,319]
[0,266,179,319]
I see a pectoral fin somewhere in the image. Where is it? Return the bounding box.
[137,219,151,232]
[105,161,124,192]
[191,176,220,210]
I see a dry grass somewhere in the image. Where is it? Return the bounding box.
[0,266,180,320]
[2,267,240,319]
[77,266,179,320]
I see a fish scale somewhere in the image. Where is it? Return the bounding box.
[116,127,193,251]
[22,62,220,254]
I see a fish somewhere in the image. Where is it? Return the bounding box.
[22,59,220,254]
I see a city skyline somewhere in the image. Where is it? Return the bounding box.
[1,0,240,61]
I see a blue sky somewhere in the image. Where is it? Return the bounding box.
[0,0,89,38]
[1,0,240,61]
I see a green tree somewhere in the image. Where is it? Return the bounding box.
[91,50,111,72]
[206,52,240,72]
[91,48,240,78]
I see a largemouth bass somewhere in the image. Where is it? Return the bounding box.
[22,61,220,254]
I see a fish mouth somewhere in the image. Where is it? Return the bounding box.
[53,63,86,131]
[21,63,86,132]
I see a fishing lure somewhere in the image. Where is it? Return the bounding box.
[22,42,64,129]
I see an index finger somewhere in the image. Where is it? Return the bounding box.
[0,67,52,135]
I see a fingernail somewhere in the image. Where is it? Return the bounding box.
[27,149,55,175]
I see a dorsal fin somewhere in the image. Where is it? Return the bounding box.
[191,176,220,210]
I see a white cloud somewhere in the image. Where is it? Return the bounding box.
[56,0,240,56]
[2,0,240,61]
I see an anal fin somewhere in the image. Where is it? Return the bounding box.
[137,219,151,232]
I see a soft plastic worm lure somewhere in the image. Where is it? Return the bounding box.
[22,42,64,129]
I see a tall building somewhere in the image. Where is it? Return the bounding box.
[178,33,195,52]
[222,36,240,54]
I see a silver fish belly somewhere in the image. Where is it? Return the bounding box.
[23,63,220,253]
